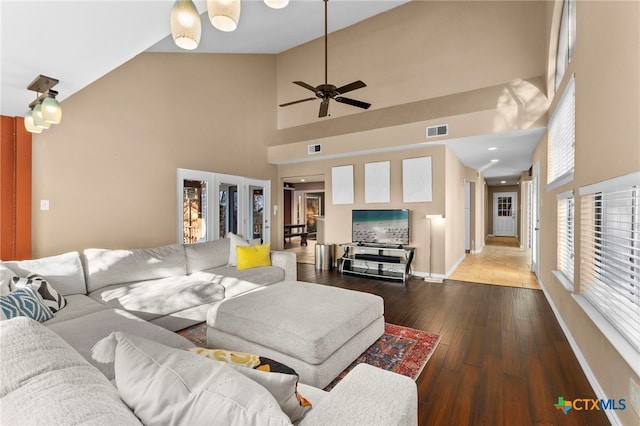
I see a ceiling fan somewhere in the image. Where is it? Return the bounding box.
[279,0,371,118]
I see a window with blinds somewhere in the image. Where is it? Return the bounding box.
[547,75,575,190]
[557,190,574,289]
[580,172,640,354]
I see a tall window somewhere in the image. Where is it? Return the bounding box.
[547,75,575,190]
[580,172,640,354]
[556,190,574,289]
[555,0,576,90]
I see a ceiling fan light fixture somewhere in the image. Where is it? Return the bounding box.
[24,115,43,134]
[171,0,202,50]
[264,0,289,10]
[207,0,241,32]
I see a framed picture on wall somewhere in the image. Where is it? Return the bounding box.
[365,161,390,203]
[331,165,354,205]
[402,156,433,202]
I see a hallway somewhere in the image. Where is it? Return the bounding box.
[448,236,540,289]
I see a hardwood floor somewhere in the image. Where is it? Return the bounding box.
[297,264,610,426]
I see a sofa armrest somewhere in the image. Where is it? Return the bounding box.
[298,363,417,426]
[270,251,297,281]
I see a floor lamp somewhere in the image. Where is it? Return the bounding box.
[425,214,444,283]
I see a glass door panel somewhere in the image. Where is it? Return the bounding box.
[183,180,207,244]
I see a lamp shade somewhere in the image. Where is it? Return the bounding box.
[24,115,43,133]
[171,0,201,50]
[264,0,289,9]
[207,0,240,32]
[41,96,62,124]
[32,104,51,129]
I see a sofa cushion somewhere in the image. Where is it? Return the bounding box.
[2,252,86,296]
[92,331,292,426]
[0,317,141,425]
[190,347,312,422]
[208,265,285,287]
[88,272,225,322]
[47,308,194,380]
[184,238,230,273]
[12,274,67,313]
[43,294,111,325]
[0,264,16,296]
[228,232,251,266]
[237,243,272,270]
[84,244,186,292]
[0,287,54,322]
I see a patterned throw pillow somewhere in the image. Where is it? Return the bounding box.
[12,274,67,313]
[0,287,54,322]
[189,347,311,422]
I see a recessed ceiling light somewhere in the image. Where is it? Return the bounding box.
[491,159,499,163]
[501,180,506,184]
[300,178,306,182]
[488,147,497,151]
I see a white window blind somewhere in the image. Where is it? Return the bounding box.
[547,75,575,189]
[557,190,574,287]
[580,172,640,353]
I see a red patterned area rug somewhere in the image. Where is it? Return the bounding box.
[177,322,441,391]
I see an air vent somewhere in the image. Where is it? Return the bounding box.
[308,144,322,155]
[426,124,448,138]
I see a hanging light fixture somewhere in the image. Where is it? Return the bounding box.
[24,75,62,134]
[41,92,62,124]
[264,0,289,9]
[170,0,201,50]
[23,115,43,134]
[31,104,51,130]
[207,0,241,32]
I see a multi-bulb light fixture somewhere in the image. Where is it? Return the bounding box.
[171,0,289,50]
[24,75,62,134]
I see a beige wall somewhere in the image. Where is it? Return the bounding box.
[534,1,640,425]
[277,145,448,275]
[31,53,277,257]
[444,148,467,274]
[277,0,546,129]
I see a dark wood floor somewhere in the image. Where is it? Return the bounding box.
[297,264,610,426]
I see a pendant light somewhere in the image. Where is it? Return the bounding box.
[41,94,62,124]
[170,0,201,50]
[207,0,241,32]
[264,0,289,9]
[24,115,43,134]
[32,104,51,130]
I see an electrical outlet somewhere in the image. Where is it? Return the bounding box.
[630,378,640,416]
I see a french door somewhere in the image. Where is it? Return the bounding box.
[177,169,270,244]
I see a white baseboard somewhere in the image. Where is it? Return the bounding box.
[538,278,623,426]
[412,271,446,282]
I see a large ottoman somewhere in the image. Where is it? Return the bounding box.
[206,281,384,388]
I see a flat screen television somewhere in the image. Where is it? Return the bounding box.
[352,209,410,246]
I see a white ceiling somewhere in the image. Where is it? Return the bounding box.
[1,0,544,186]
[0,0,409,117]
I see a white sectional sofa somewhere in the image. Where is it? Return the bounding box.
[0,237,418,425]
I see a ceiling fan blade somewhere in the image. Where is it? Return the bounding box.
[335,96,371,110]
[279,97,316,107]
[335,80,366,95]
[319,99,330,117]
[293,81,318,93]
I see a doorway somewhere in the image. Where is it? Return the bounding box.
[493,192,517,237]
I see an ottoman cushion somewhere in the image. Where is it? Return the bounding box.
[207,281,384,365]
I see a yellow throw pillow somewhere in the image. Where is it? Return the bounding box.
[236,243,271,270]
